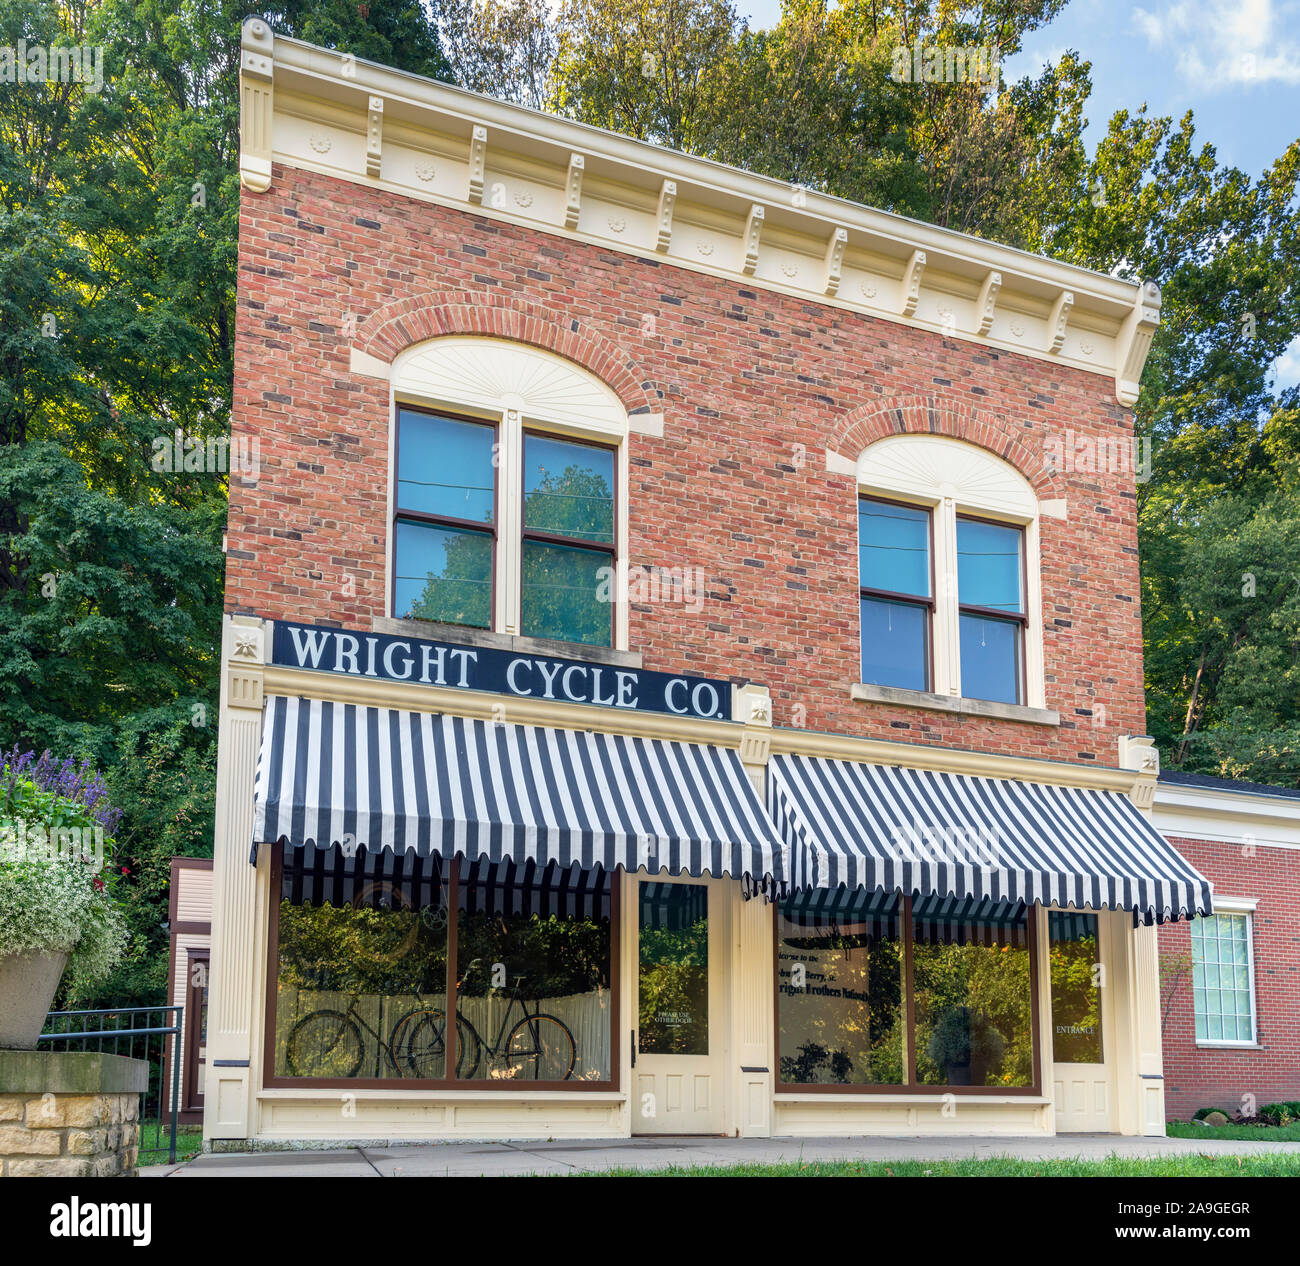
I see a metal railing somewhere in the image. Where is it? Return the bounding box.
[39,1005,184,1164]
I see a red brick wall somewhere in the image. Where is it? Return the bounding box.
[228,162,1148,764]
[1158,837,1300,1120]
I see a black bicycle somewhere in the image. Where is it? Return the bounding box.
[450,959,577,1082]
[285,994,459,1079]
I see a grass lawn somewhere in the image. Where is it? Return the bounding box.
[602,1155,1300,1177]
[138,1122,204,1162]
[1166,1120,1300,1142]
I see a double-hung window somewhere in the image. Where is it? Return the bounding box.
[393,407,618,648]
[858,498,933,693]
[956,516,1026,705]
[857,494,1029,705]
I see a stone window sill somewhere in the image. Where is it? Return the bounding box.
[1194,1040,1261,1050]
[373,616,642,669]
[849,682,1060,727]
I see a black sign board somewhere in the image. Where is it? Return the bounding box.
[270,621,733,721]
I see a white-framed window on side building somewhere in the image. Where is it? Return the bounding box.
[1190,897,1257,1045]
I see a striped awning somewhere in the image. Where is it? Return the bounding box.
[254,696,785,890]
[768,754,1212,925]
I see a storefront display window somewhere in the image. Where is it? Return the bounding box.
[776,891,1038,1092]
[268,845,615,1087]
[776,888,904,1085]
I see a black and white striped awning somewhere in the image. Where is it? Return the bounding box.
[253,696,785,889]
[769,754,1212,925]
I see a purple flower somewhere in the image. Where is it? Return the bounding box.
[0,747,123,835]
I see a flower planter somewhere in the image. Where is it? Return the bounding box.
[0,950,67,1049]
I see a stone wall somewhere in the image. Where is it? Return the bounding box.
[0,1051,147,1177]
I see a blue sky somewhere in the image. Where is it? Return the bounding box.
[736,0,1300,389]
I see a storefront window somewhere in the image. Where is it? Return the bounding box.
[638,883,709,1055]
[912,902,1034,1088]
[775,891,1037,1092]
[269,846,614,1086]
[776,889,905,1085]
[273,850,452,1080]
[1048,911,1104,1063]
[455,858,613,1082]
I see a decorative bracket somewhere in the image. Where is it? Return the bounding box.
[366,96,384,179]
[823,226,848,296]
[742,204,764,275]
[239,18,275,193]
[655,179,676,252]
[899,249,926,317]
[1115,280,1162,407]
[468,125,487,204]
[976,269,1001,336]
[1046,289,1073,354]
[564,153,584,229]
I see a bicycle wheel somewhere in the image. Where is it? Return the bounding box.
[286,1009,363,1078]
[390,1009,472,1079]
[504,1013,576,1081]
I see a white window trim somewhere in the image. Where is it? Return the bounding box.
[856,434,1046,710]
[1191,897,1258,1048]
[386,337,630,650]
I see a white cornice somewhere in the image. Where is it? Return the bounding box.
[1152,781,1300,852]
[238,19,1161,407]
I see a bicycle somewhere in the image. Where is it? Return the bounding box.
[285,992,462,1080]
[450,959,577,1082]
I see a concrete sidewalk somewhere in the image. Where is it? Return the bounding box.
[142,1132,1300,1177]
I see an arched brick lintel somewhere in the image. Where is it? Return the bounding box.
[356,290,659,417]
[830,395,1063,500]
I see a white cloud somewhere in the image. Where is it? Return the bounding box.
[1132,0,1300,87]
[1272,336,1300,389]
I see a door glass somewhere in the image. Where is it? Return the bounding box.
[638,883,708,1055]
[1049,912,1103,1063]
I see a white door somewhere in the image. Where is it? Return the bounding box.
[1049,910,1115,1132]
[632,874,729,1135]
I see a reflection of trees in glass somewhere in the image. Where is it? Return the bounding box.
[456,910,612,999]
[777,925,904,1084]
[639,919,708,1055]
[405,525,493,627]
[277,901,448,995]
[1049,932,1103,1062]
[913,940,1033,1087]
[522,463,614,646]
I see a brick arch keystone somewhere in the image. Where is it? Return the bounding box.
[829,394,1063,499]
[356,291,659,418]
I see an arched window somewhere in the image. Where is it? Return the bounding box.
[855,434,1046,710]
[387,337,629,650]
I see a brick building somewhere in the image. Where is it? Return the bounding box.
[203,19,1211,1148]
[1153,773,1300,1120]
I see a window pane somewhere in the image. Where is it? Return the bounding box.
[274,850,450,1080]
[638,884,708,1056]
[777,889,905,1085]
[397,411,495,523]
[523,434,615,545]
[957,518,1023,613]
[859,498,930,598]
[455,861,613,1082]
[912,909,1034,1088]
[861,597,929,691]
[959,612,1022,704]
[1048,912,1103,1063]
[521,539,612,647]
[394,519,493,628]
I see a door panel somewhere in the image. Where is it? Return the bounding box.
[633,875,728,1134]
[1048,911,1114,1132]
